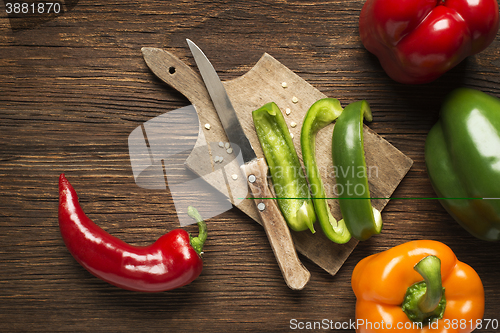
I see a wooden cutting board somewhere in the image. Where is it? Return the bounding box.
[142,48,413,276]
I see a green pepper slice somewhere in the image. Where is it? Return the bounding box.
[252,102,317,233]
[331,100,382,241]
[300,98,351,244]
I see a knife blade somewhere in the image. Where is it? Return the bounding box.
[187,39,310,290]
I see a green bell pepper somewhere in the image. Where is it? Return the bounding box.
[331,100,382,241]
[425,88,500,241]
[300,98,351,244]
[252,102,317,233]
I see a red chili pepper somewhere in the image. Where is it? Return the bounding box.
[58,174,207,292]
[359,0,500,84]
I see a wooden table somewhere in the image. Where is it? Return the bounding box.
[1,1,499,331]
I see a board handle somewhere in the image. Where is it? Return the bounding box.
[242,157,310,290]
[141,47,211,108]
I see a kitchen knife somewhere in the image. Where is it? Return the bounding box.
[186,39,310,290]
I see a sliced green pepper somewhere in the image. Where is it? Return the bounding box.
[252,102,317,233]
[300,98,351,244]
[331,100,382,241]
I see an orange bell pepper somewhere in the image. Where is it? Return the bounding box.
[351,240,484,332]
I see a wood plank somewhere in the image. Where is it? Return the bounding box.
[144,48,412,275]
[1,0,500,331]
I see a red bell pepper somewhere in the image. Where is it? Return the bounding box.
[58,174,207,292]
[359,0,499,84]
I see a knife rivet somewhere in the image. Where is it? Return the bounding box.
[257,202,266,211]
[248,174,256,183]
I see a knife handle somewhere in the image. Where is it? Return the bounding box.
[241,157,310,290]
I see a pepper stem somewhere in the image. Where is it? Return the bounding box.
[415,255,443,313]
[187,206,207,255]
[401,255,446,325]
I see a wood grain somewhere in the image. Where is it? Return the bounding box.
[1,0,500,332]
